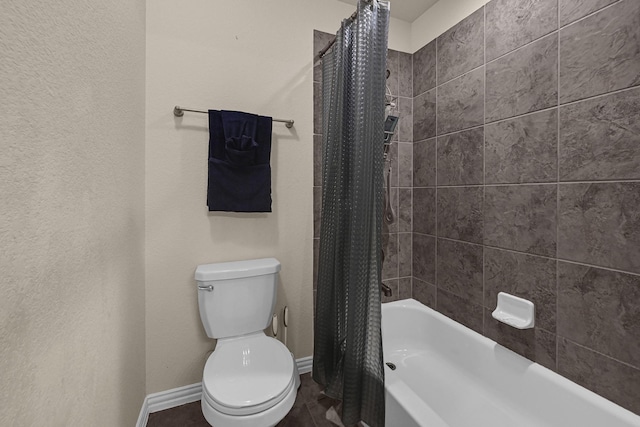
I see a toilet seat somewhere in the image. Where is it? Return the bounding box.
[202,333,295,416]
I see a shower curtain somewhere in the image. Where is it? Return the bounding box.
[312,1,389,426]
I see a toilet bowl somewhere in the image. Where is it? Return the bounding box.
[195,258,300,427]
[201,333,300,427]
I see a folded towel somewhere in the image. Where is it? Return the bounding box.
[207,110,273,212]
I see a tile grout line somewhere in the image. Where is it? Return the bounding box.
[559,82,640,108]
[426,179,640,189]
[410,68,416,297]
[413,136,436,146]
[436,235,485,249]
[559,336,640,372]
[553,258,640,278]
[487,29,559,66]
[436,123,485,139]
[428,232,640,278]
[558,0,624,30]
[556,0,561,373]
[409,51,414,298]
[482,3,487,334]
[557,178,640,184]
[434,35,439,308]
[485,105,559,128]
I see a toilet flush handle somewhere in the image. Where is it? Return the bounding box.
[198,284,214,292]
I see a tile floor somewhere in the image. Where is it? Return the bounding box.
[147,373,342,427]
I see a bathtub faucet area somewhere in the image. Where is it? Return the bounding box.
[381,282,393,297]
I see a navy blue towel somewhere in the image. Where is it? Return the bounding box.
[207,110,273,212]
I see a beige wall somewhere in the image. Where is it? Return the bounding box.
[145,0,410,394]
[0,1,146,426]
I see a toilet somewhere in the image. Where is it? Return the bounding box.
[195,258,300,427]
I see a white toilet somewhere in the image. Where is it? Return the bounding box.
[195,258,300,427]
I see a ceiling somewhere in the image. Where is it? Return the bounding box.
[337,0,439,23]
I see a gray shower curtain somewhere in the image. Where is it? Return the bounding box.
[312,1,389,426]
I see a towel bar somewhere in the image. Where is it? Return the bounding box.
[173,106,294,128]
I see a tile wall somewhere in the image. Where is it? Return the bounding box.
[410,0,640,414]
[313,0,639,415]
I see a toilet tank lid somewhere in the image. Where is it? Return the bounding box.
[195,258,281,281]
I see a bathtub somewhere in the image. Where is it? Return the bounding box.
[381,299,640,427]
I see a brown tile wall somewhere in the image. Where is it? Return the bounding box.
[410,0,640,415]
[313,0,640,414]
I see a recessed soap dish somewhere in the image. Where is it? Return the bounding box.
[492,292,535,329]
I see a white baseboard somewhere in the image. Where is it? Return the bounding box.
[136,382,202,427]
[136,356,312,427]
[135,399,149,427]
[296,355,313,374]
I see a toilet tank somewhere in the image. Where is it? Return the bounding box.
[195,258,280,339]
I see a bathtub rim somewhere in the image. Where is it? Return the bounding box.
[381,298,640,425]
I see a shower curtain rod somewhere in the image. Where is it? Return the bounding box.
[314,9,359,64]
[173,106,295,128]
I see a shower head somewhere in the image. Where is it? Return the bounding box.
[384,67,398,145]
[384,113,398,144]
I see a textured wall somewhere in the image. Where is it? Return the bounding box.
[411,0,640,414]
[145,0,411,395]
[0,1,146,426]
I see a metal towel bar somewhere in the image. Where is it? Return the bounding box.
[173,106,294,128]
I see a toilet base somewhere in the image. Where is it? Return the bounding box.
[202,378,297,427]
[201,359,301,427]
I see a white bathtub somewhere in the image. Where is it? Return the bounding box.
[381,299,640,427]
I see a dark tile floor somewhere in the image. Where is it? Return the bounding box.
[147,373,342,427]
